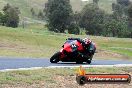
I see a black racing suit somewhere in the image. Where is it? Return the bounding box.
[67,38,95,57]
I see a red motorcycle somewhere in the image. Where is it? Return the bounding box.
[50,38,96,64]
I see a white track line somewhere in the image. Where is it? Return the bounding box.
[47,64,132,68]
[0,64,132,72]
[0,67,43,72]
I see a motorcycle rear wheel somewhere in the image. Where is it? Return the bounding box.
[50,52,60,63]
[86,55,93,64]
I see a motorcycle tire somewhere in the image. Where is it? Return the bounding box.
[86,55,93,64]
[87,60,91,64]
[50,52,60,63]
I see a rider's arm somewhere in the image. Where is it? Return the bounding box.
[67,38,80,40]
[68,38,84,44]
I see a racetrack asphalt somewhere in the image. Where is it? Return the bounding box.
[0,57,132,71]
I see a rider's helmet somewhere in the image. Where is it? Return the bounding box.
[83,38,92,45]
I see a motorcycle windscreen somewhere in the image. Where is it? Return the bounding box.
[63,40,78,52]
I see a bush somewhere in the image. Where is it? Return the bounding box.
[68,23,80,35]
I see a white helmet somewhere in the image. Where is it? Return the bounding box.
[83,38,91,45]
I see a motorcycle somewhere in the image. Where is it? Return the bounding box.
[50,38,96,64]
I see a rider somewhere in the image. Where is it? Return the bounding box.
[67,37,95,55]
[83,38,95,54]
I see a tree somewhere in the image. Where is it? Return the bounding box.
[3,3,11,12]
[117,0,130,6]
[3,4,20,28]
[31,8,35,17]
[93,0,99,5]
[128,4,132,20]
[38,10,44,20]
[73,11,80,26]
[112,3,123,19]
[79,3,105,35]
[128,4,132,37]
[112,0,131,18]
[103,18,129,37]
[67,11,81,35]
[68,23,80,35]
[0,12,8,26]
[45,0,73,33]
[0,12,3,25]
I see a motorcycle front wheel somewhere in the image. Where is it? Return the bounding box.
[50,52,60,63]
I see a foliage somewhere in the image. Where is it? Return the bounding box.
[0,12,7,26]
[68,23,80,35]
[45,0,73,33]
[128,4,132,38]
[1,4,20,28]
[79,3,105,35]
[38,10,44,20]
[103,18,130,37]
[31,8,35,17]
[117,0,130,6]
[112,0,130,18]
[44,0,132,37]
[93,0,99,5]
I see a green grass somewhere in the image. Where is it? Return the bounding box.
[0,68,74,85]
[0,26,67,57]
[0,67,131,86]
[98,38,132,57]
[0,25,132,59]
[107,48,132,57]
[0,0,46,18]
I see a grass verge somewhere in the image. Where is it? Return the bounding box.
[0,67,131,88]
[0,26,132,60]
